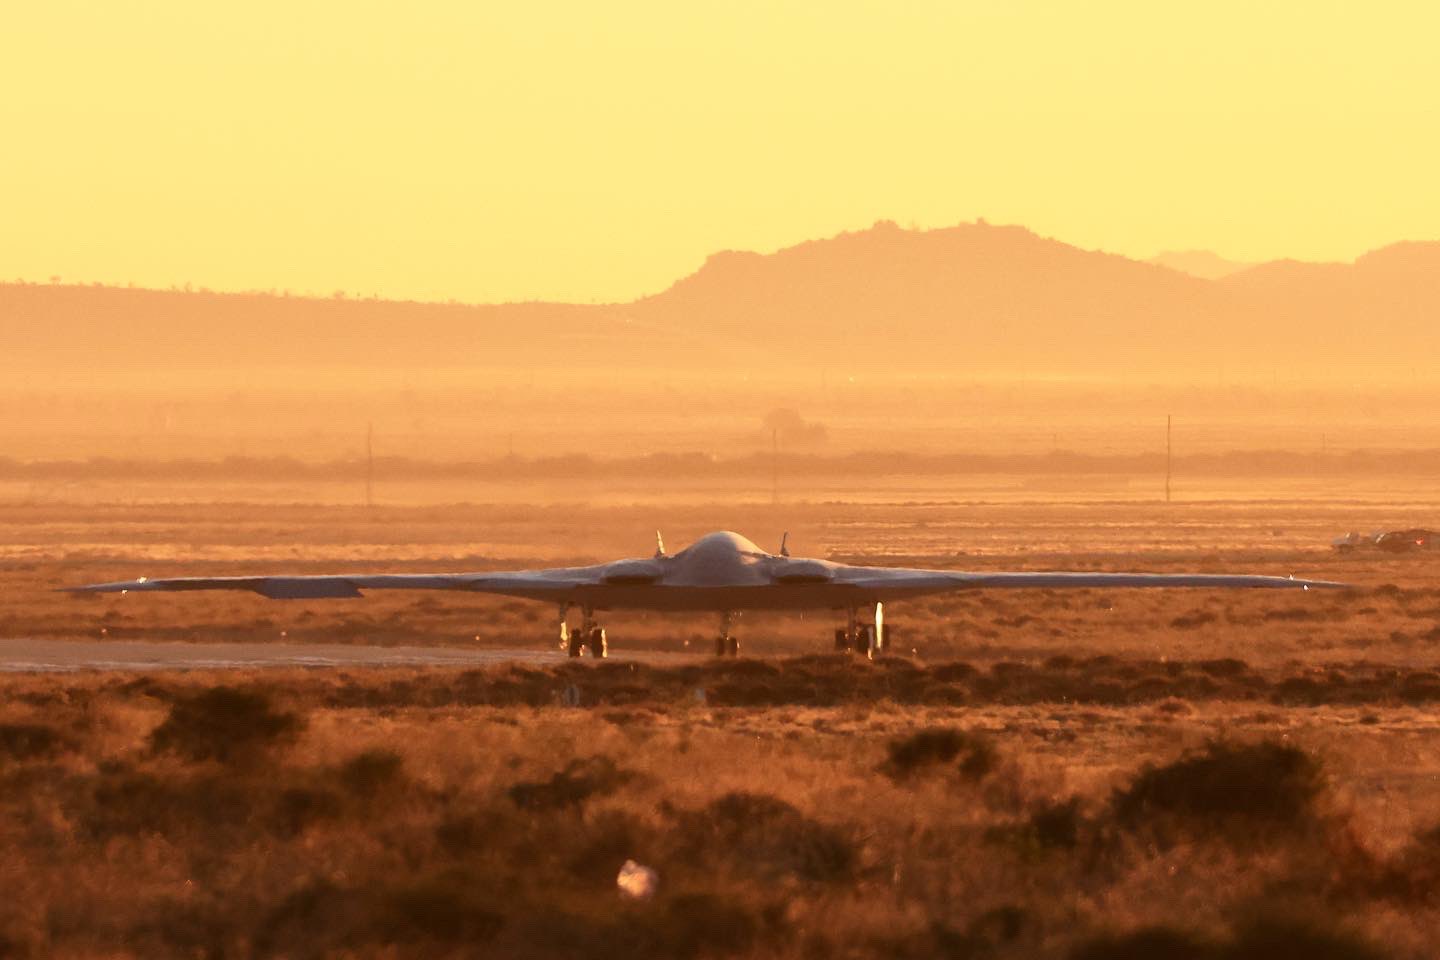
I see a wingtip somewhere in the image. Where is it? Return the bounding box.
[57,581,137,594]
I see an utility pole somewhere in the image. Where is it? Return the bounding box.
[1165,414,1172,503]
[365,421,374,509]
[771,426,779,506]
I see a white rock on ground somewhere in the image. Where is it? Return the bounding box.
[616,859,658,900]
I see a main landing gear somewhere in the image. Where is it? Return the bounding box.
[714,611,740,657]
[560,604,607,659]
[833,603,887,660]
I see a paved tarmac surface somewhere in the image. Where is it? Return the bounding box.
[0,637,611,672]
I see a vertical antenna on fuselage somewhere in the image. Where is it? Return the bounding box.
[654,530,666,558]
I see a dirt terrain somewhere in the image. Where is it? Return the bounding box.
[3,492,1440,958]
[3,496,1434,664]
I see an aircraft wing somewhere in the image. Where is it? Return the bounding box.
[835,567,1346,598]
[66,566,611,601]
[67,557,1347,604]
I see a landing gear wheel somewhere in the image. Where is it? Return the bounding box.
[834,628,849,652]
[588,627,608,659]
[727,635,740,657]
[567,633,584,658]
[715,635,727,657]
[855,625,876,659]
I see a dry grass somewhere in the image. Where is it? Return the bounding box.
[4,496,1434,666]
[0,667,1436,958]
[4,499,1440,956]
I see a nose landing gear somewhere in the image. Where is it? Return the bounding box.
[714,611,740,656]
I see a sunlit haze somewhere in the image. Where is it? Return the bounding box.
[4,0,1437,303]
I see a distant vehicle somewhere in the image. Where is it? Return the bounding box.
[69,530,1344,659]
[1333,529,1440,553]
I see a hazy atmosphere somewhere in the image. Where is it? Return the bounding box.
[4,3,1440,959]
[4,1,1438,303]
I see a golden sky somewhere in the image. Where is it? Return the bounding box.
[3,1,1436,303]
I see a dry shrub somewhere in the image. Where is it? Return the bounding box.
[0,722,68,761]
[121,897,234,960]
[1074,681,1130,706]
[1197,658,1249,678]
[1028,797,1083,849]
[671,792,857,885]
[270,784,344,837]
[1070,918,1389,960]
[0,928,31,960]
[931,661,979,682]
[508,755,633,811]
[1398,673,1440,703]
[170,656,1440,711]
[1223,918,1389,960]
[1272,676,1338,706]
[874,906,1033,959]
[256,881,374,955]
[148,686,302,764]
[259,872,504,955]
[1112,740,1325,841]
[84,768,252,838]
[373,870,506,946]
[338,748,406,798]
[1369,823,1440,902]
[435,811,492,856]
[656,892,765,958]
[711,659,781,679]
[1069,926,1215,960]
[566,808,649,884]
[517,893,781,960]
[431,796,656,896]
[986,798,1085,858]
[884,727,997,781]
[1265,606,1324,622]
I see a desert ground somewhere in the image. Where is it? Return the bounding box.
[3,482,1440,958]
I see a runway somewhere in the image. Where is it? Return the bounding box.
[0,637,601,673]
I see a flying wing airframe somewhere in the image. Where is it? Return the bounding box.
[69,530,1346,658]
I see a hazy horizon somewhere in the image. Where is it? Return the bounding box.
[5,1,1438,303]
[7,218,1433,307]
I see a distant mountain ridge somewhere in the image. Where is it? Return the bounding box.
[5,221,1437,376]
[1148,250,1254,280]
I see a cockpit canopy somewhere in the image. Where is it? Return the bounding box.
[677,531,768,559]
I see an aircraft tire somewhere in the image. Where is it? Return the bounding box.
[834,628,849,651]
[727,635,741,657]
[567,634,584,658]
[715,635,727,657]
[589,627,608,659]
[855,627,873,659]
